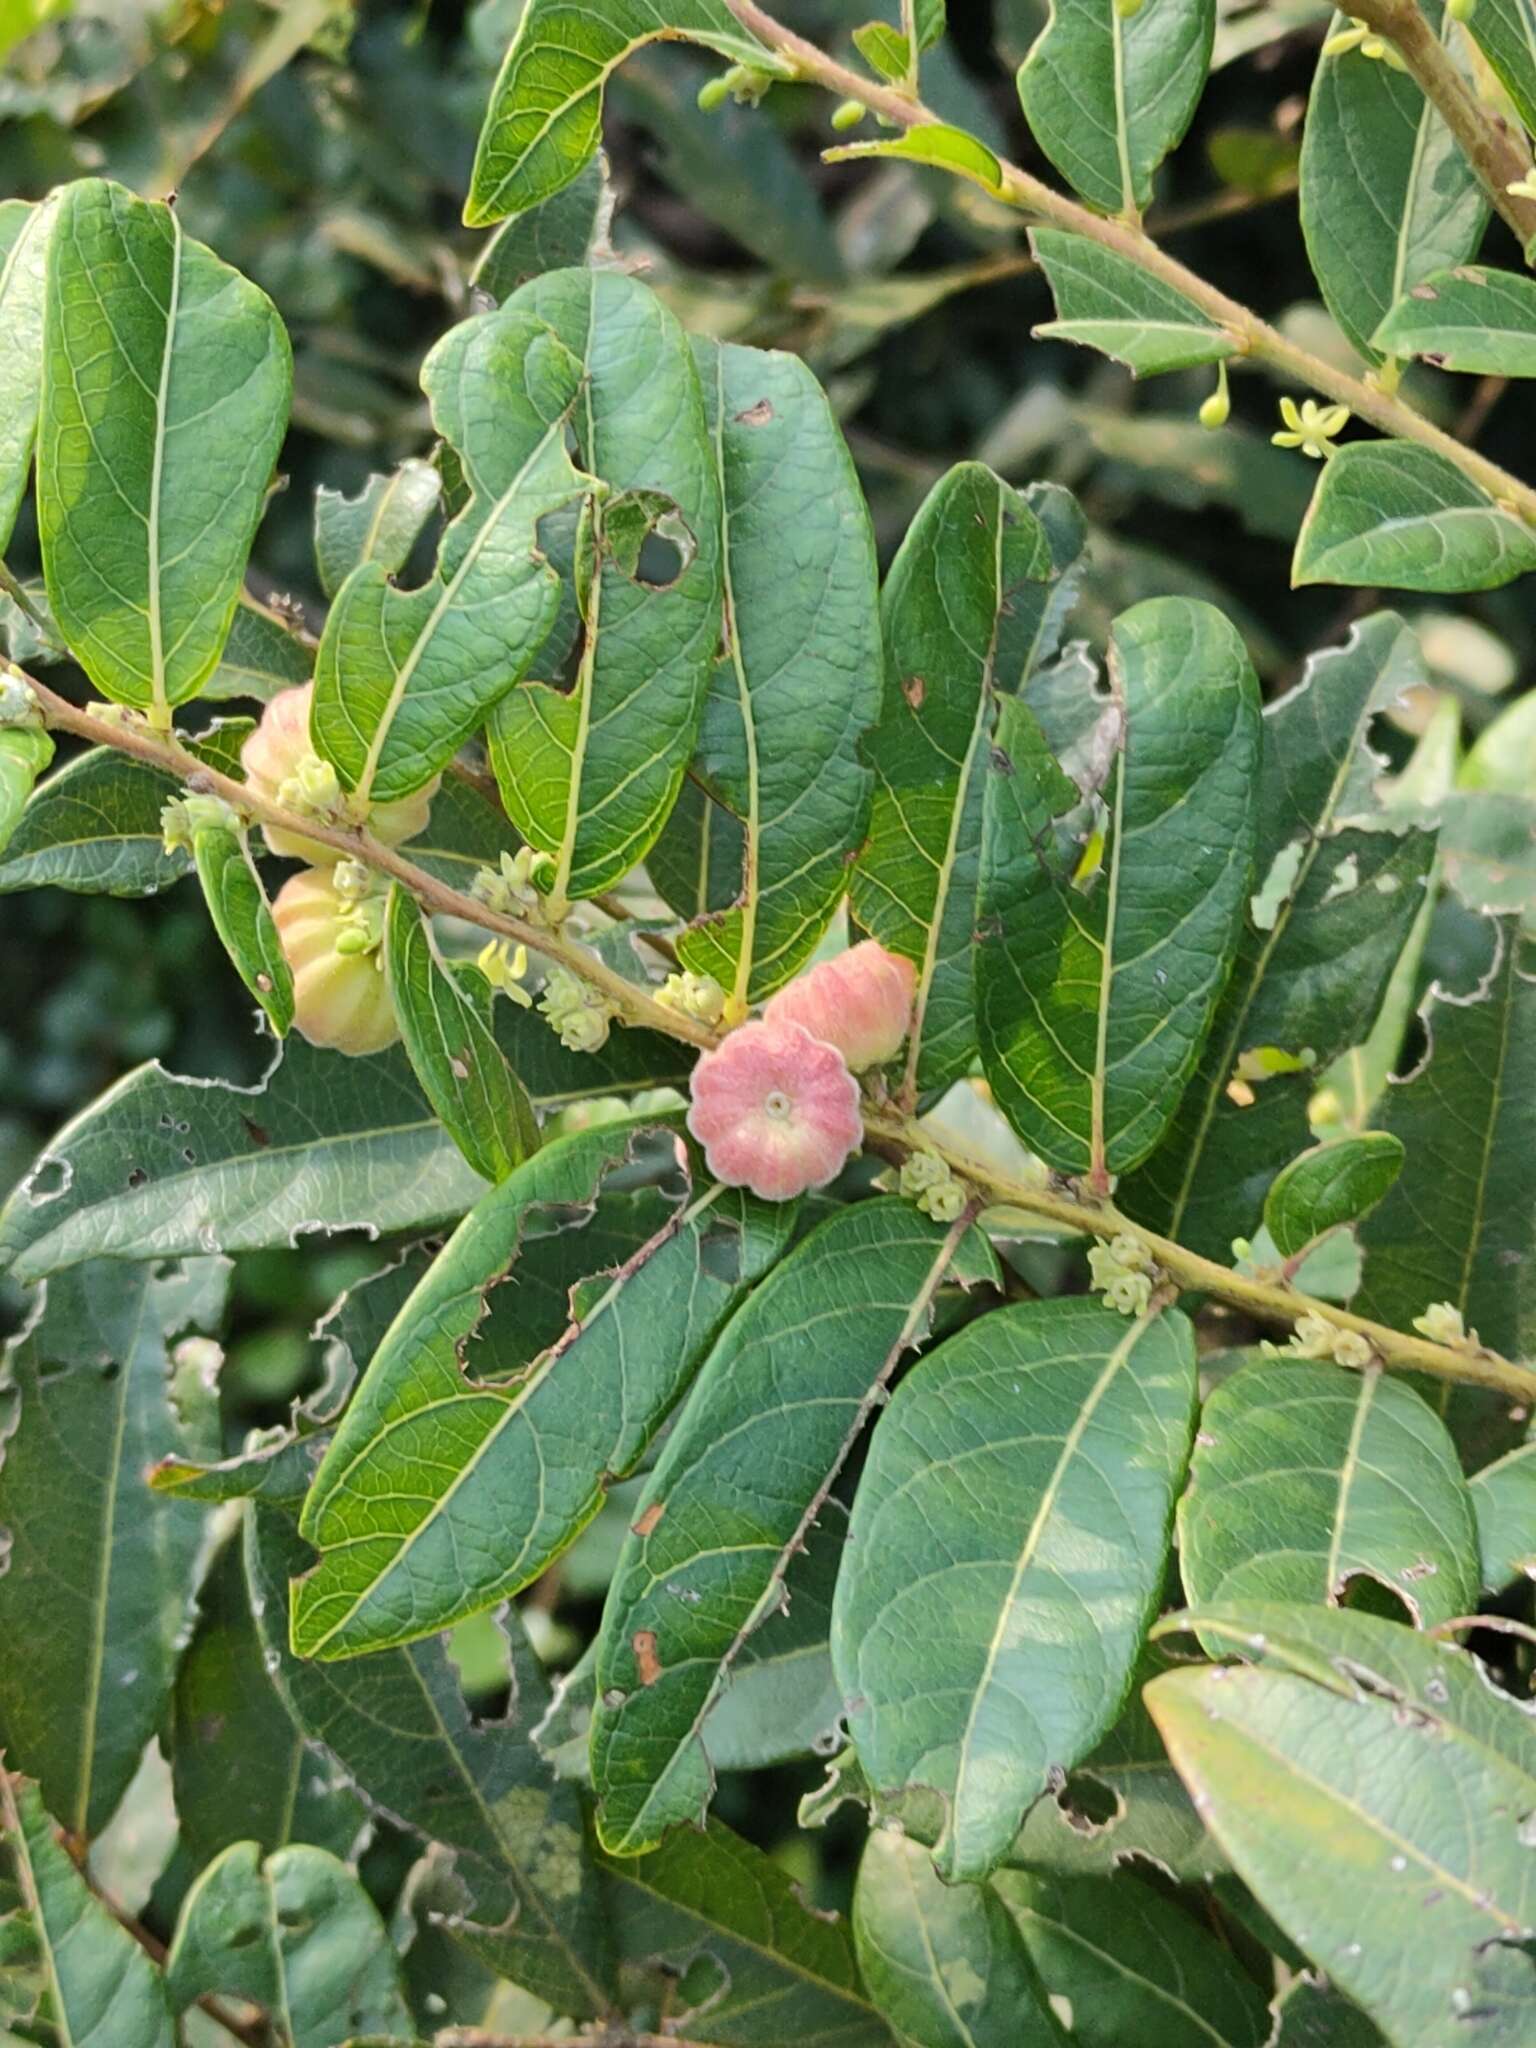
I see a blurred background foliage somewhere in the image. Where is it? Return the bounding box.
[2,0,1532,1922]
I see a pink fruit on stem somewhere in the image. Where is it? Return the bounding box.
[272,868,399,1055]
[762,940,917,1071]
[687,1019,863,1201]
[241,682,438,862]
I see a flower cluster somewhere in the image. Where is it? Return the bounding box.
[1267,1310,1375,1370]
[898,1148,967,1222]
[658,969,727,1027]
[539,963,620,1052]
[1413,1301,1480,1350]
[472,844,557,923]
[240,683,436,861]
[1088,1231,1159,1317]
[160,792,241,854]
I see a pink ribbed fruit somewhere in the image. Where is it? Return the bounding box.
[687,1019,862,1201]
[271,868,399,1055]
[763,940,916,1071]
[241,683,437,861]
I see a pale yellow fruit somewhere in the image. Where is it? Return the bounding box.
[271,867,399,1055]
[241,683,438,861]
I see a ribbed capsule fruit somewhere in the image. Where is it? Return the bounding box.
[271,867,399,1055]
[241,683,438,862]
[762,940,916,1072]
[686,1017,862,1201]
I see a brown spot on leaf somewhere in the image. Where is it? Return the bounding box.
[241,1117,271,1148]
[990,745,1014,776]
[735,398,774,427]
[450,1054,470,1081]
[633,1500,666,1538]
[903,674,926,709]
[1410,283,1440,300]
[633,1629,663,1686]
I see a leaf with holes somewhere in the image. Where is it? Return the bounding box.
[1263,1133,1404,1260]
[313,457,441,601]
[1294,444,1536,592]
[1031,230,1238,375]
[976,596,1260,1181]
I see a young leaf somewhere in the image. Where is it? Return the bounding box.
[1178,1360,1480,1626]
[1031,229,1238,375]
[0,1773,173,2047]
[1299,6,1487,362]
[1017,0,1215,218]
[312,458,441,601]
[851,463,1084,1094]
[383,887,538,1185]
[38,178,292,715]
[193,825,295,1035]
[589,1200,996,1856]
[486,268,725,906]
[466,0,785,227]
[312,307,591,807]
[672,338,882,1005]
[471,155,613,301]
[854,1831,1065,2048]
[1293,443,1536,593]
[1121,612,1434,1259]
[1470,1441,1536,1591]
[825,124,1006,195]
[248,1508,615,2020]
[1146,1662,1536,2048]
[166,1840,413,2042]
[976,596,1261,1182]
[1373,264,1536,376]
[1262,1132,1404,1259]
[292,1118,794,1659]
[1356,922,1535,1358]
[0,192,57,555]
[0,1258,228,1837]
[833,1298,1197,1882]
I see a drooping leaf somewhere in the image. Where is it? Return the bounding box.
[976,596,1260,1181]
[1374,263,1536,375]
[1017,0,1215,217]
[1470,1440,1536,1590]
[166,1840,413,2043]
[1030,230,1238,375]
[465,0,785,227]
[1356,923,1535,1358]
[1299,7,1487,362]
[38,178,292,714]
[854,1831,1065,2048]
[0,1037,488,1284]
[0,1258,228,1837]
[671,337,881,1005]
[471,155,614,302]
[1263,1132,1404,1259]
[248,1508,614,2019]
[0,193,57,555]
[993,1868,1271,2048]
[202,596,312,704]
[0,1774,173,2048]
[851,463,1085,1094]
[383,888,538,1185]
[1146,1661,1536,2048]
[312,306,591,807]
[192,824,294,1034]
[292,1118,793,1659]
[833,1298,1196,1882]
[313,457,441,601]
[1178,1360,1480,1626]
[1121,612,1434,1260]
[824,124,1006,195]
[589,1200,997,1856]
[1293,443,1536,593]
[486,267,724,906]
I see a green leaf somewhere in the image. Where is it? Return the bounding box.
[1293,443,1536,593]
[396,769,523,891]
[590,1200,996,1856]
[1270,1977,1388,2048]
[0,1258,228,1837]
[993,1868,1271,2048]
[0,194,57,555]
[1374,263,1536,376]
[0,1038,487,1284]
[248,1508,614,2020]
[313,457,441,602]
[672,338,881,1004]
[1031,228,1236,378]
[833,1299,1196,1882]
[647,771,746,928]
[0,728,51,859]
[1466,0,1536,140]
[192,825,294,1035]
[38,178,292,714]
[1146,1660,1536,2048]
[202,596,312,703]
[854,1831,1065,2048]
[1356,921,1536,1359]
[1263,1132,1404,1259]
[166,1840,413,2043]
[170,1538,364,1865]
[853,21,911,80]
[312,307,590,807]
[292,1117,793,1659]
[383,888,538,1185]
[486,268,724,905]
[0,1774,173,2047]
[1471,1441,1536,1591]
[976,596,1260,1181]
[1299,8,1487,363]
[1121,612,1435,1260]
[851,464,1085,1094]
[465,0,784,227]
[602,1819,893,2047]
[825,123,1005,195]
[1178,1360,1480,1626]
[470,155,613,302]
[1016,0,1214,218]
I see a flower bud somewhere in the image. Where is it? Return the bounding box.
[687,1018,862,1202]
[271,867,399,1055]
[762,940,916,1072]
[241,684,438,861]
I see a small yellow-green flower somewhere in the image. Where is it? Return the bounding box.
[1507,172,1536,202]
[1321,18,1408,66]
[1272,396,1350,459]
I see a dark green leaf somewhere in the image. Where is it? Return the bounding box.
[202,597,312,703]
[1263,1132,1404,1258]
[1466,0,1536,140]
[0,747,184,898]
[193,825,294,1034]
[1293,443,1536,593]
[0,194,56,555]
[1031,229,1238,375]
[1270,1977,1388,2047]
[470,155,613,301]
[1374,263,1536,375]
[313,458,441,602]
